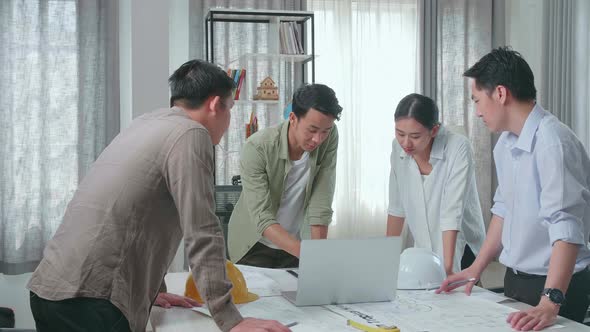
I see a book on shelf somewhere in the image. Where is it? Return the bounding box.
[279,21,304,55]
[245,111,258,139]
[226,68,246,100]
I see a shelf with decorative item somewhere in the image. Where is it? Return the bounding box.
[206,8,315,184]
[226,53,315,67]
[234,100,280,106]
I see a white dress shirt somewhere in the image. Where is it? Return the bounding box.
[388,126,486,272]
[492,103,590,275]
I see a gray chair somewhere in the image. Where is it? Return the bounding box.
[214,184,242,257]
[0,308,14,328]
[0,309,35,330]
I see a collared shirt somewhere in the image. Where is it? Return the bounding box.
[228,121,338,262]
[388,126,486,272]
[492,103,590,275]
[27,108,242,332]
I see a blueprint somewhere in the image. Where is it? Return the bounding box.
[326,291,565,332]
[193,296,357,331]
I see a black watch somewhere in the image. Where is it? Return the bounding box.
[542,288,565,306]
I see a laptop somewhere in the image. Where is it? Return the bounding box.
[282,237,402,306]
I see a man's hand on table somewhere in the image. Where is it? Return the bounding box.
[506,296,559,331]
[154,292,201,309]
[437,267,559,331]
[230,318,292,332]
[435,265,480,295]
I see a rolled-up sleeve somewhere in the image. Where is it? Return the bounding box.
[439,141,472,231]
[165,129,242,332]
[307,126,338,226]
[491,185,507,219]
[240,140,279,234]
[537,143,588,246]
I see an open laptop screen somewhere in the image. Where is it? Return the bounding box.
[284,237,401,306]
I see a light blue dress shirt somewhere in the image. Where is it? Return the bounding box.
[492,103,590,275]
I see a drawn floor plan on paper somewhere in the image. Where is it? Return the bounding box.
[390,297,433,313]
[194,296,307,323]
[193,296,357,332]
[327,291,565,332]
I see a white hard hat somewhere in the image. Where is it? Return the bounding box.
[397,248,446,290]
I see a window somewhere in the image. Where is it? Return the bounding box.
[0,0,117,273]
[308,0,418,236]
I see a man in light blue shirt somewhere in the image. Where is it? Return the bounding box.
[437,47,590,331]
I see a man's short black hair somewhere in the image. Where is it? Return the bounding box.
[292,84,343,120]
[463,46,536,102]
[168,59,235,108]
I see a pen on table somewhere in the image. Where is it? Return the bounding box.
[286,269,298,278]
[286,321,298,328]
[447,277,478,288]
[428,277,478,291]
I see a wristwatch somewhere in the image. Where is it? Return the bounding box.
[542,288,565,306]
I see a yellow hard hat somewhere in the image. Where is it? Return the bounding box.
[184,260,259,304]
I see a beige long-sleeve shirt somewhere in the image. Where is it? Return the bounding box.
[27,107,242,332]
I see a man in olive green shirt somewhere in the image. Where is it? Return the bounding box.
[27,60,289,332]
[228,84,342,268]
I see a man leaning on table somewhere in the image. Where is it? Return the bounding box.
[437,47,590,331]
[228,84,342,268]
[27,59,290,332]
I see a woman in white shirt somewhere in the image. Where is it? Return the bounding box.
[387,93,485,275]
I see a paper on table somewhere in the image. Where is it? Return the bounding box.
[401,289,519,306]
[290,322,356,332]
[163,267,282,298]
[235,265,282,296]
[193,296,306,326]
[193,296,358,331]
[470,290,509,303]
[289,323,317,332]
[326,293,565,332]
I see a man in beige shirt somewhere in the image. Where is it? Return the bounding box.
[27,60,289,332]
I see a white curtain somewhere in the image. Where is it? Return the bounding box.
[307,0,418,238]
[542,0,590,153]
[308,0,496,239]
[435,0,494,227]
[0,0,119,275]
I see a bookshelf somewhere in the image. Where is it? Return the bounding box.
[205,8,315,102]
[205,8,316,185]
[205,10,315,58]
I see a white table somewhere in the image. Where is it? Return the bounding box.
[150,266,590,332]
